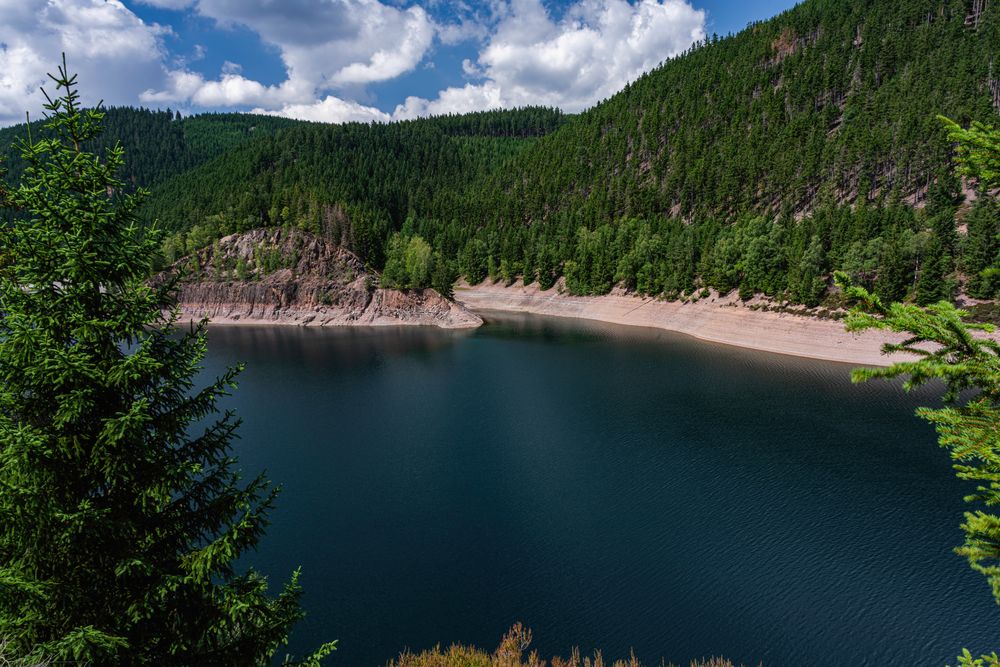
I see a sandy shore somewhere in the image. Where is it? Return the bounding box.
[455,280,918,366]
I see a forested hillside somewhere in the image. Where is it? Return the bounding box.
[464,0,1000,302]
[0,107,300,189]
[3,0,997,308]
[144,107,567,268]
[488,0,999,222]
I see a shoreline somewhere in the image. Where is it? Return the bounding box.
[171,311,481,330]
[455,280,914,367]
[171,285,484,330]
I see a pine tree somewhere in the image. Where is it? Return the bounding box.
[795,235,827,307]
[874,235,910,305]
[840,275,1000,667]
[0,61,334,665]
[430,253,458,299]
[916,239,952,305]
[963,200,1000,298]
[941,117,1000,187]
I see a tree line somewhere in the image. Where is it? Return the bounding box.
[3,0,997,309]
[117,0,999,306]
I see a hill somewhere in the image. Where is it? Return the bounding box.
[486,0,999,222]
[0,107,302,189]
[3,0,998,309]
[461,0,1000,302]
[142,107,567,269]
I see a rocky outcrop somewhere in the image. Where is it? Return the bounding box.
[162,228,482,329]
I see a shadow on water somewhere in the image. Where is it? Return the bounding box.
[197,314,992,667]
[204,323,477,372]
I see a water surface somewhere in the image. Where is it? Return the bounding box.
[199,313,997,666]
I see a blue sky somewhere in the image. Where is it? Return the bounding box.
[0,1,799,126]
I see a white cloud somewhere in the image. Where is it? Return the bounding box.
[327,6,435,86]
[395,84,504,120]
[141,0,436,112]
[142,69,309,109]
[395,0,705,117]
[461,58,481,76]
[0,0,707,128]
[0,0,172,125]
[140,69,203,105]
[437,17,489,46]
[254,96,391,124]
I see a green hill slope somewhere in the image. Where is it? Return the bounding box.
[0,107,301,189]
[143,108,567,267]
[486,0,999,223]
[455,0,1000,303]
[4,0,997,307]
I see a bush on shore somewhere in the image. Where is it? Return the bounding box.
[387,624,741,667]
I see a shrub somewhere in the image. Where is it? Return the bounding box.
[387,625,741,667]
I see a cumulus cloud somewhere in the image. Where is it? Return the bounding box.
[0,0,707,127]
[395,84,504,120]
[395,0,705,117]
[437,17,489,46]
[206,0,435,86]
[253,96,390,124]
[0,0,171,125]
[141,70,307,108]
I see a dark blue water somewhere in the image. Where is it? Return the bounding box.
[200,313,998,666]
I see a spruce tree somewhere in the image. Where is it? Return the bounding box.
[843,116,1000,666]
[430,253,458,299]
[916,239,952,305]
[874,235,910,305]
[794,235,827,307]
[0,61,334,665]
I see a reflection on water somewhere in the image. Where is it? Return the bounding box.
[198,314,993,667]
[206,323,476,371]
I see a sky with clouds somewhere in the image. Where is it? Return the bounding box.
[0,0,798,127]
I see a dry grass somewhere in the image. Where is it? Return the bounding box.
[387,624,746,667]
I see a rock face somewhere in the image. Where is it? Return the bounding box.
[163,228,482,329]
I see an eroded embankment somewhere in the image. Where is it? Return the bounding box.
[163,228,482,330]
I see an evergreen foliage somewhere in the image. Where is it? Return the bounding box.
[2,3,993,305]
[943,116,1000,186]
[117,0,997,305]
[488,0,998,222]
[962,200,1000,298]
[0,61,332,665]
[840,113,1000,666]
[142,107,565,271]
[840,276,1000,666]
[0,107,299,192]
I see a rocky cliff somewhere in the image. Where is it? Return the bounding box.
[162,228,482,329]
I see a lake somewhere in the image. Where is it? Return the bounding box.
[199,313,998,666]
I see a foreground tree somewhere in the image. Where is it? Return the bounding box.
[0,62,333,664]
[940,117,1000,187]
[840,117,1000,666]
